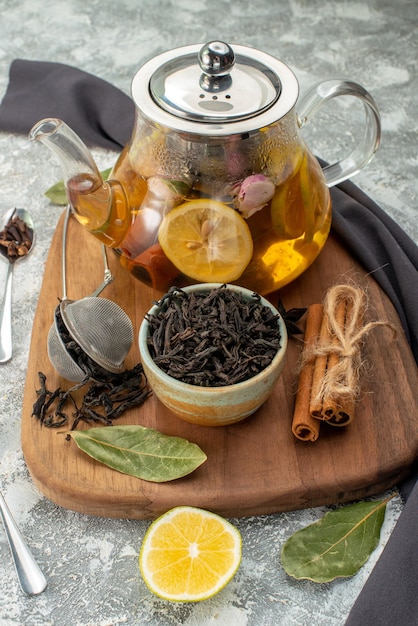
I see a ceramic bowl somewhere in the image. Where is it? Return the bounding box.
[139,283,288,426]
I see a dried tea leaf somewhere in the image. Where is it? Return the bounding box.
[277,299,307,336]
[45,168,112,205]
[281,497,393,582]
[68,425,207,482]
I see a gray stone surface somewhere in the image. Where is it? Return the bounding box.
[0,0,416,624]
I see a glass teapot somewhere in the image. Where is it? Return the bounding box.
[30,41,380,295]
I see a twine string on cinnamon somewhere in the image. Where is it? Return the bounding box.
[307,284,395,425]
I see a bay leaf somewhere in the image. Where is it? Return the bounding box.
[281,497,393,582]
[68,425,207,482]
[45,168,112,205]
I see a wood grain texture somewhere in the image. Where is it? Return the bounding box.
[21,212,418,519]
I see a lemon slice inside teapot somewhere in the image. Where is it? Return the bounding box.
[158,199,253,283]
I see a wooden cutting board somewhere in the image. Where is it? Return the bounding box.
[21,212,418,519]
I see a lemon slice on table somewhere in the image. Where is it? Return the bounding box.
[139,506,242,602]
[158,199,253,282]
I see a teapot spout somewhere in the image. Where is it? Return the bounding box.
[29,118,129,247]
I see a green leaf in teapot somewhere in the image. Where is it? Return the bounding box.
[45,167,112,205]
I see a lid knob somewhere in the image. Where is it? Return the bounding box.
[198,41,235,92]
[198,41,235,76]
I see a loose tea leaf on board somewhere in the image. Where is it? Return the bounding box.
[68,425,207,482]
[277,299,307,336]
[281,497,393,582]
[32,366,150,429]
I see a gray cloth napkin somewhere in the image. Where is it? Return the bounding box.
[0,59,135,150]
[1,59,417,626]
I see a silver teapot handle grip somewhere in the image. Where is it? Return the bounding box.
[297,79,381,187]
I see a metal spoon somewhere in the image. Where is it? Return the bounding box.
[0,490,47,595]
[0,208,35,363]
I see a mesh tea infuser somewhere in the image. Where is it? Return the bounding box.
[47,206,134,381]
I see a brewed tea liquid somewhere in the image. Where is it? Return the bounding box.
[236,151,331,294]
[120,145,331,293]
[69,144,331,295]
[66,173,131,247]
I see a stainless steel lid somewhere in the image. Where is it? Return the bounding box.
[131,41,299,136]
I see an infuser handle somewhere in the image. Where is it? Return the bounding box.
[297,79,381,187]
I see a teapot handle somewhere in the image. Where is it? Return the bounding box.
[297,79,381,187]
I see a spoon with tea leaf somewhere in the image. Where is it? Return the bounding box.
[0,208,35,363]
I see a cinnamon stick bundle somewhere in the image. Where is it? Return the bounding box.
[291,283,394,441]
[308,285,367,426]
